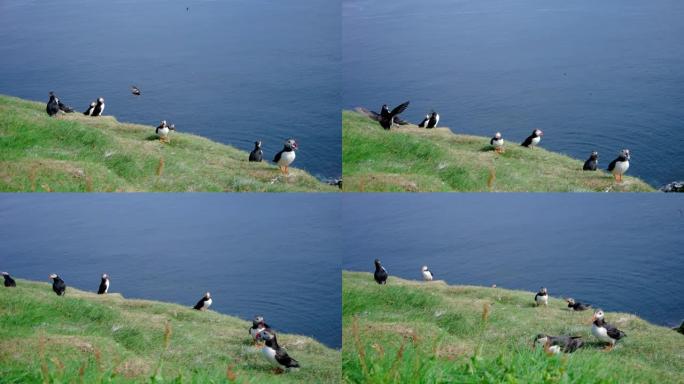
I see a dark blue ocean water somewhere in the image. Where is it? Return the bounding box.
[0,194,341,348]
[343,0,684,187]
[342,194,684,329]
[0,0,341,180]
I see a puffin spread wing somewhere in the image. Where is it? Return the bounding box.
[355,107,381,121]
[390,101,410,117]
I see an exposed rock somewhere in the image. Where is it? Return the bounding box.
[660,181,684,192]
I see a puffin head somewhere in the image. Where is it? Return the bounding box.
[98,97,105,103]
[421,265,428,272]
[381,104,389,111]
[374,259,382,267]
[533,333,549,346]
[592,309,605,322]
[540,287,547,294]
[591,151,599,159]
[204,292,211,299]
[49,274,58,280]
[534,129,543,137]
[253,315,265,324]
[102,273,108,279]
[1,272,9,277]
[254,141,262,148]
[565,298,575,305]
[257,329,275,341]
[285,138,298,150]
[168,124,175,131]
[160,120,167,126]
[431,111,438,118]
[494,132,502,139]
[620,149,630,160]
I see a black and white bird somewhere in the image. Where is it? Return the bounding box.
[46,92,60,116]
[249,141,263,162]
[533,334,584,354]
[490,132,504,153]
[565,298,591,311]
[418,114,430,128]
[421,265,433,281]
[426,111,440,128]
[193,292,212,310]
[256,329,300,371]
[534,287,548,306]
[591,309,626,351]
[2,272,16,287]
[131,85,141,96]
[83,102,96,116]
[583,151,599,171]
[155,120,175,143]
[49,274,66,296]
[607,149,630,182]
[97,273,110,294]
[367,101,410,130]
[91,97,105,117]
[250,315,272,342]
[273,139,298,175]
[373,259,388,285]
[521,129,543,148]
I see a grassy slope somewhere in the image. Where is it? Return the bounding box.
[342,111,655,192]
[0,95,336,192]
[343,271,684,383]
[0,279,340,383]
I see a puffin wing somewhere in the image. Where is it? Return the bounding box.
[605,324,626,339]
[392,116,409,125]
[58,100,74,113]
[97,280,107,294]
[355,107,381,122]
[389,101,410,117]
[275,348,300,368]
[534,293,540,301]
[273,149,284,163]
[521,135,534,147]
[607,158,618,171]
[193,298,205,310]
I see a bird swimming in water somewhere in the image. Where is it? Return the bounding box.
[131,85,141,96]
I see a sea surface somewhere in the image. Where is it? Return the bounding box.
[0,194,342,348]
[343,0,684,187]
[0,0,341,180]
[342,194,684,329]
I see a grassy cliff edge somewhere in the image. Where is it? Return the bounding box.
[342,111,655,192]
[0,279,340,383]
[343,271,683,383]
[0,95,336,192]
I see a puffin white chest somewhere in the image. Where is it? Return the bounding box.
[422,271,433,281]
[492,138,504,148]
[530,136,541,146]
[536,294,548,306]
[261,346,278,366]
[592,324,613,344]
[613,160,629,175]
[278,151,296,166]
[158,127,169,137]
[202,298,212,310]
[104,280,109,293]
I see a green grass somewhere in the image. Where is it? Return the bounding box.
[342,111,655,192]
[0,95,337,192]
[0,279,340,383]
[342,271,684,383]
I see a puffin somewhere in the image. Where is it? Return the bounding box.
[131,85,141,96]
[591,309,626,351]
[426,111,440,128]
[421,265,433,281]
[83,102,96,116]
[370,101,410,130]
[521,129,543,148]
[49,274,66,296]
[2,272,16,287]
[256,329,300,371]
[155,120,175,143]
[583,151,599,171]
[193,292,212,310]
[565,298,591,311]
[46,92,60,116]
[607,149,630,182]
[373,259,388,285]
[91,97,106,117]
[418,114,430,128]
[250,315,272,342]
[249,141,263,162]
[534,287,548,306]
[273,139,298,175]
[97,273,110,294]
[533,334,584,354]
[490,132,504,153]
